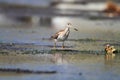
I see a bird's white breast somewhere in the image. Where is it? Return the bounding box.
[57,28,70,41]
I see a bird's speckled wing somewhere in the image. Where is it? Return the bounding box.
[51,30,64,39]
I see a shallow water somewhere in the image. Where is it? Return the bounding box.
[0,15,120,80]
[0,53,120,80]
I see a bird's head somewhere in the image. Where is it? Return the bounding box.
[106,44,110,47]
[67,23,78,31]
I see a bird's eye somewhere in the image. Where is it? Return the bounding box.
[68,23,71,25]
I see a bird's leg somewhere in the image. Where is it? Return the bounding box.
[62,42,65,48]
[54,41,56,48]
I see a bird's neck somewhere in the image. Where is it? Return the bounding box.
[64,27,70,32]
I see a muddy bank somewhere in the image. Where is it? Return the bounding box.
[0,42,106,55]
[0,38,120,55]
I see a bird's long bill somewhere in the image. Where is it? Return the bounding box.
[74,28,78,31]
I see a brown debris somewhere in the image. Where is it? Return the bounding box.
[103,1,120,17]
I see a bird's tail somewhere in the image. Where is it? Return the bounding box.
[50,36,53,39]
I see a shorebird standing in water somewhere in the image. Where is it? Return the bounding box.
[51,23,78,48]
[105,44,117,55]
[105,44,118,59]
[105,44,117,60]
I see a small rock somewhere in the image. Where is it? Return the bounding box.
[79,72,82,75]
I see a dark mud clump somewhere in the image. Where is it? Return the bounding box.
[0,68,57,74]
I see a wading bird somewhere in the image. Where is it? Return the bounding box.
[105,44,117,55]
[105,44,118,60]
[51,23,78,48]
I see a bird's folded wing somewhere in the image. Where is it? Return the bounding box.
[51,30,64,39]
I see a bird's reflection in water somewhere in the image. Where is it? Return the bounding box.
[105,53,115,61]
[52,53,68,65]
[104,54,115,70]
